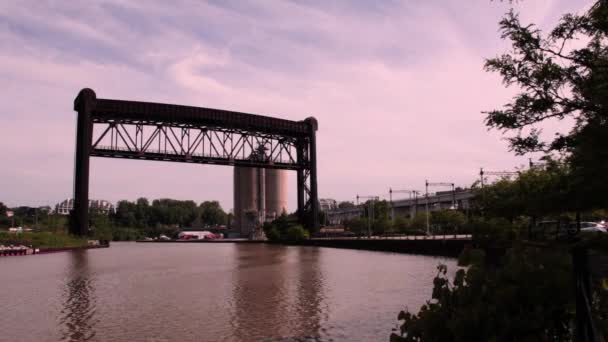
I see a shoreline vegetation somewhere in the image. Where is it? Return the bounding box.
[0,232,89,250]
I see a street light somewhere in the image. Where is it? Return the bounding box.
[356,194,380,238]
[425,180,456,236]
[389,188,420,221]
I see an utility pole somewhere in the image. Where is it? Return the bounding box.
[425,180,457,235]
[389,188,420,221]
[425,181,430,235]
[357,194,379,238]
[479,168,518,187]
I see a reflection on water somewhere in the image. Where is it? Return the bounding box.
[293,247,326,341]
[60,251,97,341]
[0,242,454,342]
[231,245,327,342]
[231,245,299,341]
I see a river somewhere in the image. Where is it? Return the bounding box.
[0,242,456,341]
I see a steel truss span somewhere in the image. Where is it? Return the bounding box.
[71,88,319,235]
[91,121,303,170]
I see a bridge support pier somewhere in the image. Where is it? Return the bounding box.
[71,89,96,236]
[308,120,319,232]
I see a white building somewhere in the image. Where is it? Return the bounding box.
[54,199,115,215]
[319,198,338,212]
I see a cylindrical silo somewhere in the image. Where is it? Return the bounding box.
[265,169,288,221]
[234,166,258,237]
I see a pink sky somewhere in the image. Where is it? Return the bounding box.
[0,0,592,211]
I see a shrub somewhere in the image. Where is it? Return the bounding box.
[391,244,574,341]
[286,225,309,241]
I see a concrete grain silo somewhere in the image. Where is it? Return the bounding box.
[233,164,288,238]
[264,169,288,221]
[233,166,258,237]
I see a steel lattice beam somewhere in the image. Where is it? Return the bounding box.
[90,121,303,169]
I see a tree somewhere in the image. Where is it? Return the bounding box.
[373,218,393,235]
[393,216,411,233]
[485,2,607,154]
[430,210,466,234]
[484,2,607,209]
[134,197,150,228]
[411,212,429,233]
[199,201,227,226]
[391,245,575,341]
[473,160,571,222]
[338,201,356,209]
[263,213,308,241]
[343,217,367,235]
[0,202,6,216]
[362,199,390,221]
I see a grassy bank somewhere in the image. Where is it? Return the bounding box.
[0,232,89,249]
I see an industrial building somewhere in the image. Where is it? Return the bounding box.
[233,147,288,238]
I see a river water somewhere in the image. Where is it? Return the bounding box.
[0,242,455,342]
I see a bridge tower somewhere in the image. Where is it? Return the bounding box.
[70,88,319,235]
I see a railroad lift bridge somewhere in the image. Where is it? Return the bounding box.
[70,88,319,235]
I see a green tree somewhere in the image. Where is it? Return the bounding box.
[0,202,7,216]
[373,218,393,235]
[285,224,309,241]
[263,213,308,241]
[474,160,571,222]
[134,197,150,228]
[343,217,367,235]
[430,210,466,234]
[393,216,411,234]
[411,212,429,233]
[391,244,574,342]
[199,201,227,226]
[484,2,608,210]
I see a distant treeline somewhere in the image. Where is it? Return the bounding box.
[109,198,229,229]
[0,198,230,240]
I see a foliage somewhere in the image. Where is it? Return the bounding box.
[430,210,466,234]
[410,212,428,232]
[338,201,356,209]
[0,202,6,216]
[199,201,228,226]
[484,3,607,155]
[393,216,411,233]
[286,225,310,241]
[373,218,393,235]
[391,244,575,341]
[343,217,368,235]
[473,159,572,220]
[362,199,390,221]
[468,217,521,244]
[0,232,89,249]
[484,2,608,211]
[112,198,209,228]
[263,213,309,242]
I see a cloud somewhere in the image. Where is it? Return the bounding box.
[0,0,591,209]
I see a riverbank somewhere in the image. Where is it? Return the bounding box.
[137,237,471,257]
[299,238,469,257]
[0,232,90,249]
[0,232,109,256]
